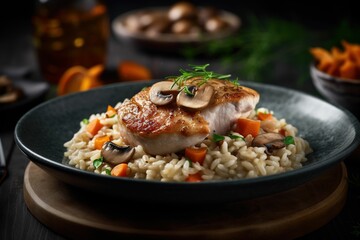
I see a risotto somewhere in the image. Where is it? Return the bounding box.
[63,103,312,182]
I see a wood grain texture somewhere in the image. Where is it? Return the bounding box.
[23,162,347,240]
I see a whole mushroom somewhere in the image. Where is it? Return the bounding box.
[171,19,201,35]
[252,133,285,154]
[205,16,228,33]
[168,1,197,21]
[101,141,135,165]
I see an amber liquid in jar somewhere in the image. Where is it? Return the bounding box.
[33,0,109,84]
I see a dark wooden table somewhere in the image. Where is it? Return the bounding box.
[1,1,360,239]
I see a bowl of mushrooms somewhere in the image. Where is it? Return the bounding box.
[112,2,241,53]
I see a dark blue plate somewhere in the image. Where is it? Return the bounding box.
[14,81,360,204]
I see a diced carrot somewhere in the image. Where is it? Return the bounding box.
[279,129,286,136]
[106,105,117,118]
[186,172,202,182]
[235,118,261,137]
[94,135,111,150]
[185,147,207,165]
[257,112,273,121]
[86,118,103,136]
[111,163,128,177]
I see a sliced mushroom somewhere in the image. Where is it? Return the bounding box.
[149,81,179,105]
[177,84,214,110]
[252,133,285,154]
[101,141,135,165]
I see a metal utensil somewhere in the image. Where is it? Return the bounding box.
[0,137,8,185]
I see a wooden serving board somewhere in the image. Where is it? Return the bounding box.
[23,162,348,240]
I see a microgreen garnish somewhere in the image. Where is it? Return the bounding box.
[183,85,196,96]
[168,64,234,89]
[185,158,193,166]
[230,78,240,86]
[284,136,295,145]
[93,157,103,169]
[229,134,245,141]
[212,133,225,142]
[105,168,111,175]
[82,118,89,124]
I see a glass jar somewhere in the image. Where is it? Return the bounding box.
[32,0,109,84]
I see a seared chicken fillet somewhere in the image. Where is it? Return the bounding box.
[118,79,259,155]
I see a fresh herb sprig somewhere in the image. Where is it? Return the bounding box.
[167,64,233,90]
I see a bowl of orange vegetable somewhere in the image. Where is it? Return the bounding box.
[310,40,360,118]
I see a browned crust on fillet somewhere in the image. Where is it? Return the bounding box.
[118,78,259,139]
[118,87,210,137]
[186,78,259,106]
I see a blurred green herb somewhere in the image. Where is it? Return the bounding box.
[183,15,311,83]
[352,222,360,237]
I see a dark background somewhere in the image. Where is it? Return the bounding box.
[1,0,360,97]
[2,0,359,27]
[1,1,360,240]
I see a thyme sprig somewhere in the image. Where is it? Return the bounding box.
[167,64,233,90]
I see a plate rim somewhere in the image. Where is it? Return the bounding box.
[14,81,360,188]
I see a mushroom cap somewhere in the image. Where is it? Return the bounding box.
[252,133,285,153]
[149,81,179,105]
[177,84,214,110]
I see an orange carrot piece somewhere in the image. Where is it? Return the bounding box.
[257,112,273,121]
[106,105,117,118]
[185,147,207,165]
[235,118,261,137]
[279,129,286,136]
[310,47,335,72]
[94,135,111,150]
[111,163,128,177]
[310,47,333,62]
[186,172,202,182]
[340,60,357,79]
[86,118,103,136]
[117,60,152,82]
